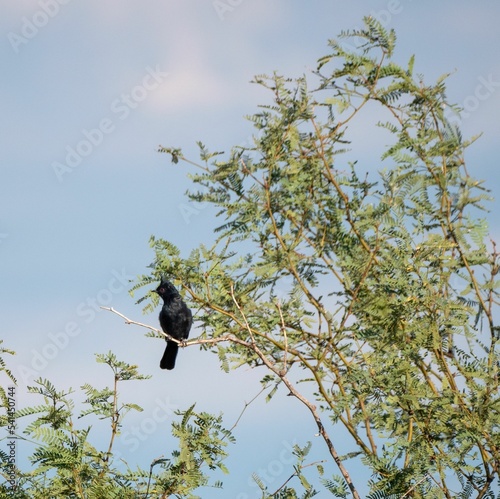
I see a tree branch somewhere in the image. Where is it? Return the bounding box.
[100,306,246,348]
[229,288,361,499]
[103,302,360,496]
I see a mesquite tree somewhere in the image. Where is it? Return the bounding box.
[136,17,499,498]
[0,352,234,498]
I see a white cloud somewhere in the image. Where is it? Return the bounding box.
[147,63,232,112]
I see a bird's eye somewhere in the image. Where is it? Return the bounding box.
[159,288,165,293]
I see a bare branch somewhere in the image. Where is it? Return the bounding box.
[100,306,249,349]
[270,459,328,496]
[399,473,431,498]
[276,300,288,374]
[227,384,269,435]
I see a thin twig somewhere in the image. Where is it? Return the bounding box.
[227,384,269,435]
[276,300,288,373]
[399,473,431,498]
[145,456,167,499]
[230,283,256,344]
[100,307,171,339]
[100,306,244,348]
[271,459,327,496]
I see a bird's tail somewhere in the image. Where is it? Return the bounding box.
[160,341,178,370]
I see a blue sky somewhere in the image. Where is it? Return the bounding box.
[1,1,500,496]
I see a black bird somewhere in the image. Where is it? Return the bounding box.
[154,280,192,370]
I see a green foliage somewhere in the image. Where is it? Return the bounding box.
[250,442,321,498]
[0,340,16,413]
[138,16,498,498]
[147,404,233,497]
[0,353,234,498]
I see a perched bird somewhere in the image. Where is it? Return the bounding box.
[154,279,192,370]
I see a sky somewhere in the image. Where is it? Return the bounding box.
[1,1,500,497]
